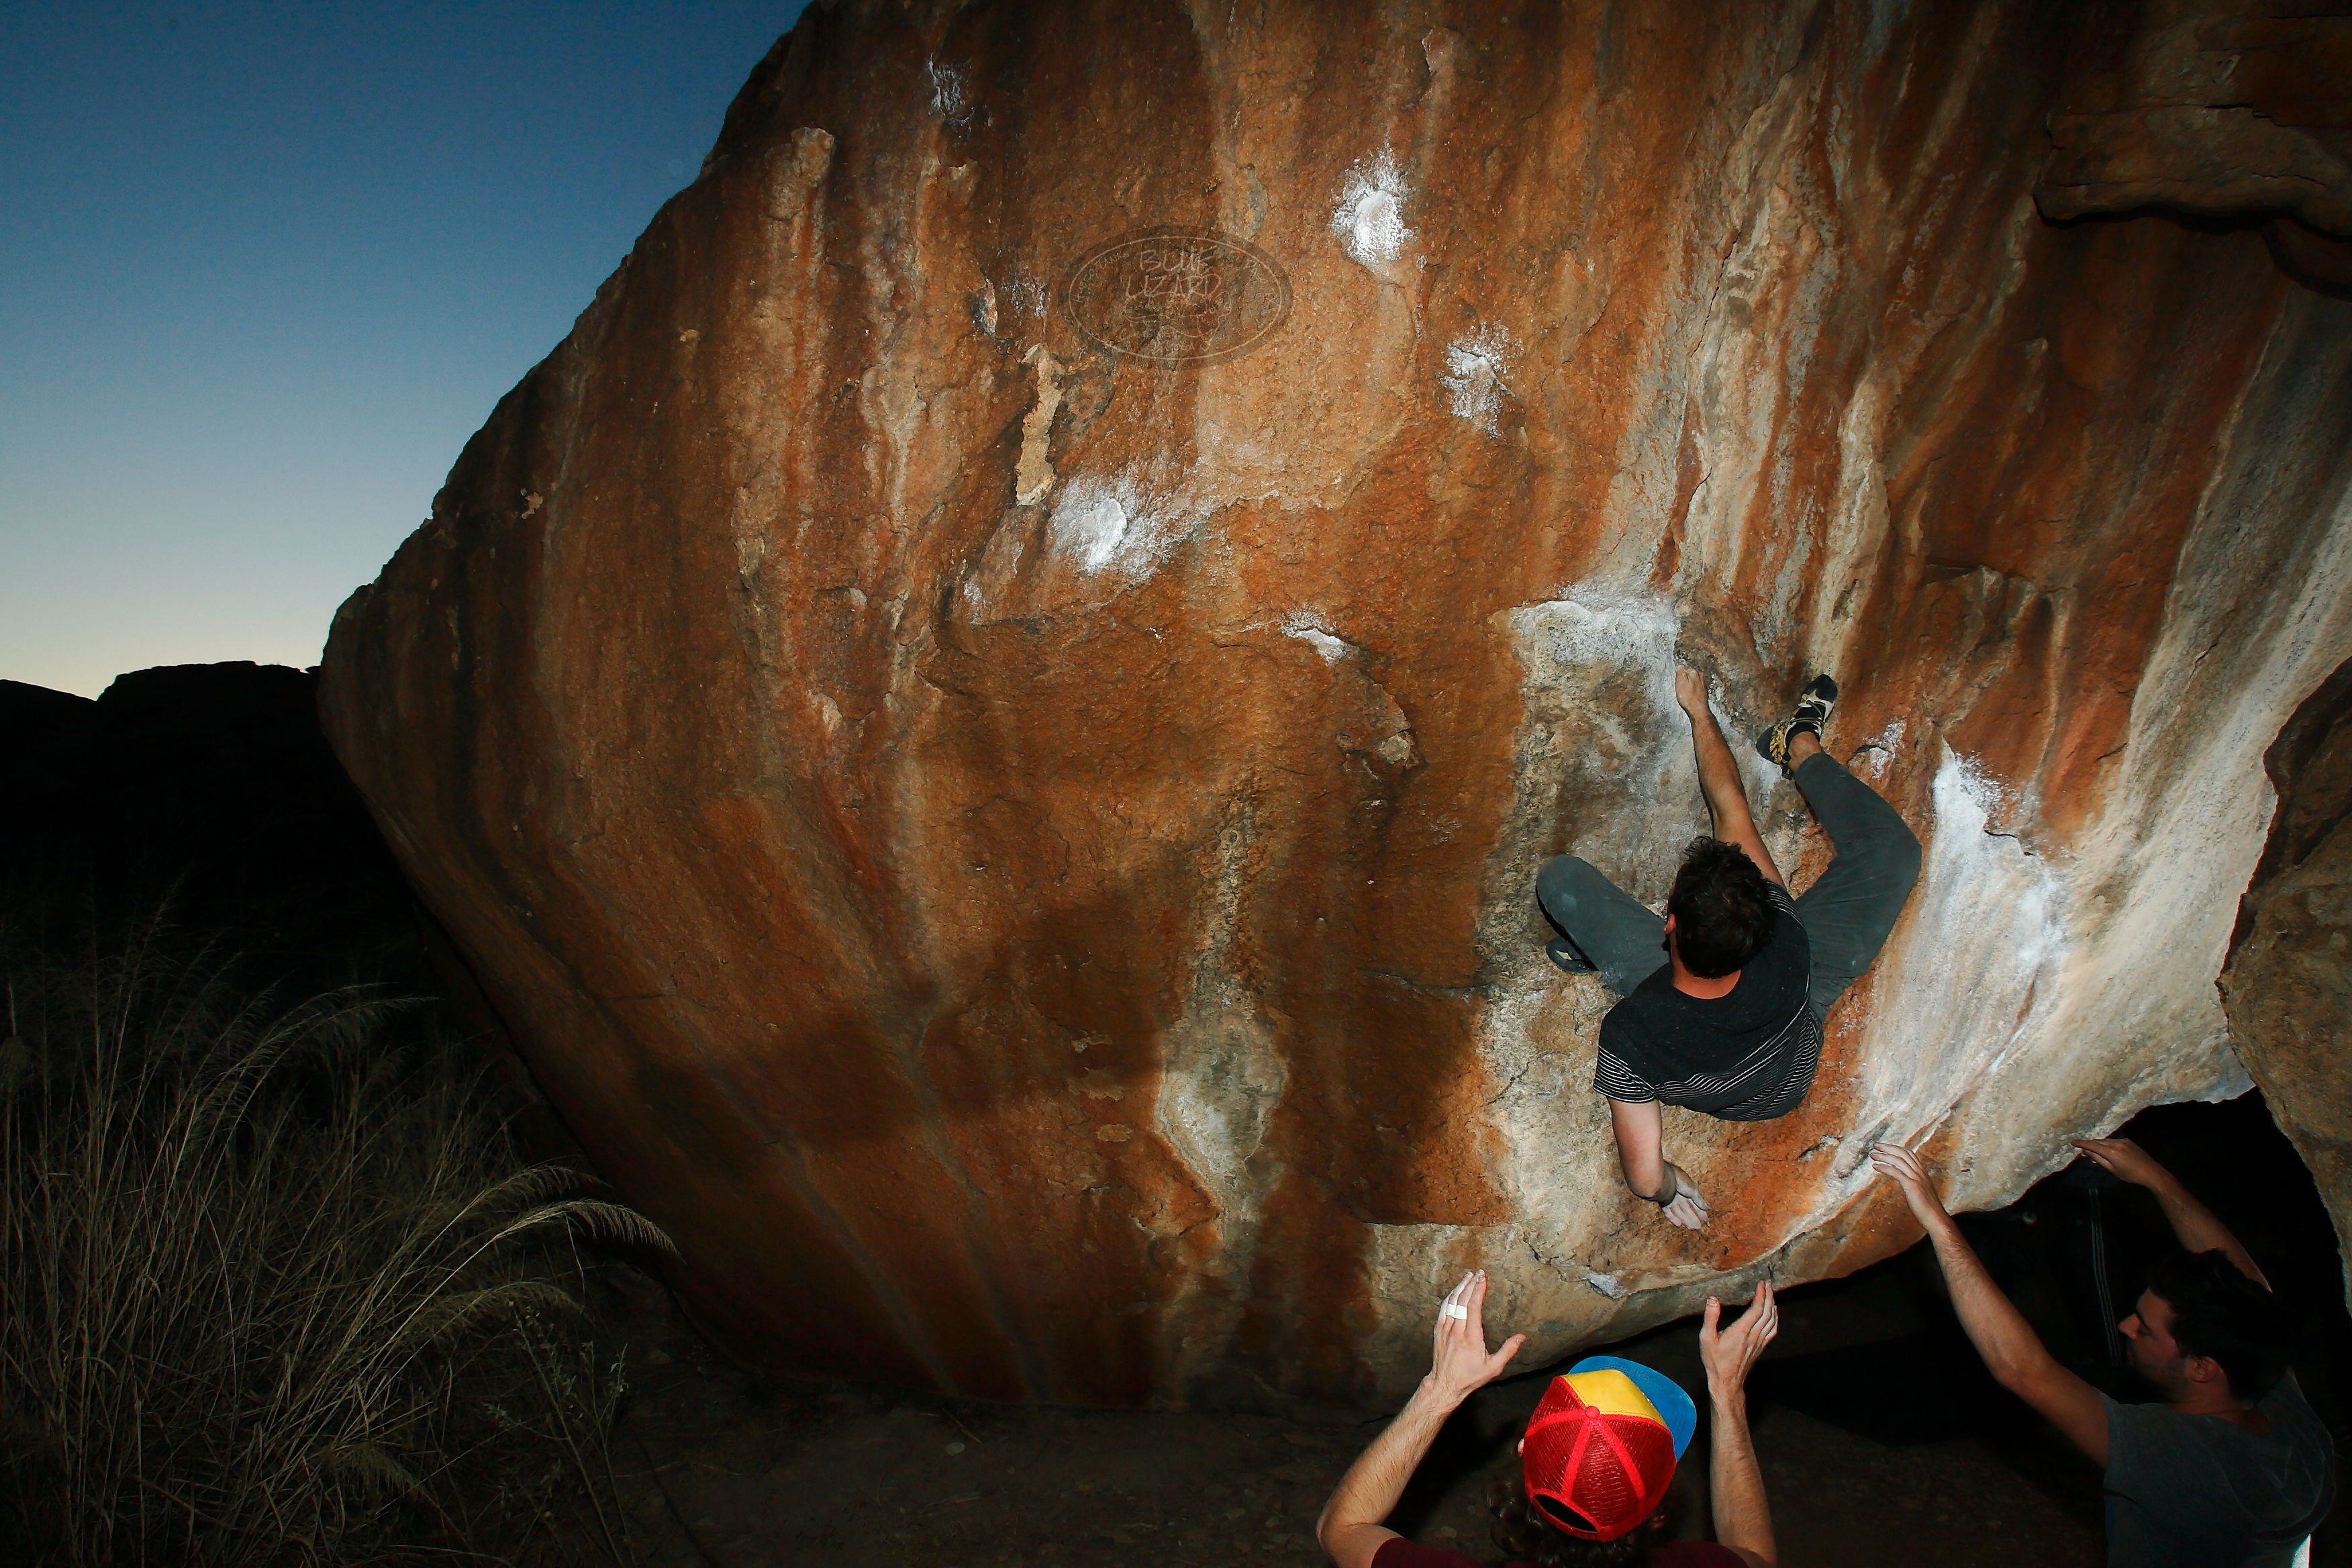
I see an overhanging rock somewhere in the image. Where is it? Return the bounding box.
[322,0,2352,1406]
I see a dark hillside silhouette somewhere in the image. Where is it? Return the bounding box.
[0,663,415,969]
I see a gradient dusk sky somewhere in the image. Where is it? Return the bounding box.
[2,1,812,696]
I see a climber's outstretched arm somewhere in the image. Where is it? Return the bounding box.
[1675,668,1784,887]
[1610,1096,1711,1230]
[2073,1138,2269,1288]
[1872,1142,2108,1462]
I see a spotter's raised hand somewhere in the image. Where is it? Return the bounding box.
[1426,1270,1525,1405]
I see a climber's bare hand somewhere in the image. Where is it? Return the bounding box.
[2070,1137,2170,1191]
[1663,1185,1711,1230]
[1673,666,1711,721]
[1870,1141,1951,1229]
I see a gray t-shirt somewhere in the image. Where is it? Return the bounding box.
[2101,1373,2335,1567]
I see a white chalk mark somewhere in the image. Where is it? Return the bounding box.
[1057,485,1130,571]
[926,60,969,121]
[1332,148,1412,267]
[1858,741,2067,1147]
[1279,610,1349,663]
[1853,719,1906,779]
[1440,323,1516,434]
[1047,472,1200,581]
[1522,587,1679,672]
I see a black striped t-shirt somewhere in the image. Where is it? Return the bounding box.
[1592,886,1821,1123]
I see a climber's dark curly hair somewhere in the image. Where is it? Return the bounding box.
[1488,1479,1673,1567]
[1665,836,1776,978]
[2145,1248,2292,1402]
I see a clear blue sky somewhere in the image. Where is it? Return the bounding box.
[1,1,810,696]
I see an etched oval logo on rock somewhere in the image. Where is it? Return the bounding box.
[1059,228,1291,365]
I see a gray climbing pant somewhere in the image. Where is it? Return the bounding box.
[1536,754,1922,1015]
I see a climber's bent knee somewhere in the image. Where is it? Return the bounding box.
[1536,854,1608,922]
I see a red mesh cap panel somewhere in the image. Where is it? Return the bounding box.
[1570,1428,1642,1533]
[1524,1407,1678,1542]
[1601,1414,1675,1519]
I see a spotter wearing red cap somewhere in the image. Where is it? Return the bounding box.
[1520,1357,1698,1542]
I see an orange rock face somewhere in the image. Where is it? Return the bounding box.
[322,0,2352,1404]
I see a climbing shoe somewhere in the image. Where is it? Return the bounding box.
[1546,937,1598,975]
[1755,674,1839,775]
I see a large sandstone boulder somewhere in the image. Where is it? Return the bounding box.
[322,0,2352,1405]
[2224,658,2352,1308]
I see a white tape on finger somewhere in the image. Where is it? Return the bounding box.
[1441,1302,1469,1320]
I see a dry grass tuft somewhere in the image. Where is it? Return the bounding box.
[0,915,667,1565]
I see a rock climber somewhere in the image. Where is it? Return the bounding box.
[1537,668,1920,1228]
[1872,1136,2334,1567]
[1315,1268,1781,1567]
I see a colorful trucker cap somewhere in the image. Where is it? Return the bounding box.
[1519,1356,1698,1541]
